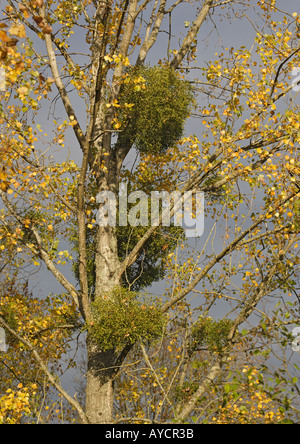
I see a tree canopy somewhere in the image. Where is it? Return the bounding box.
[0,0,300,424]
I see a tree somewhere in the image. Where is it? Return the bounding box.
[0,277,80,423]
[1,0,300,424]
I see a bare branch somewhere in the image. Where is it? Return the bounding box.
[213,0,235,6]
[174,361,223,422]
[170,0,214,70]
[140,343,174,412]
[136,0,167,65]
[173,233,297,422]
[40,7,88,153]
[270,45,300,99]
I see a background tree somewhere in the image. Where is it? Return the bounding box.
[0,273,80,423]
[1,0,300,424]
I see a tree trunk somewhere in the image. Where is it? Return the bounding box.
[85,167,122,423]
[85,338,116,424]
[94,225,120,298]
[85,219,120,423]
[85,53,127,420]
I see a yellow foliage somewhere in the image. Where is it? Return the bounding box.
[0,386,31,424]
[9,24,26,39]
[212,368,285,424]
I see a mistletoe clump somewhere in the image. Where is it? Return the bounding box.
[190,316,234,355]
[118,65,194,153]
[89,287,166,352]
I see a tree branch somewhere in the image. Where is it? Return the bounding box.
[228,234,297,342]
[41,6,88,153]
[77,148,92,323]
[136,0,167,65]
[174,360,223,422]
[0,316,89,424]
[270,46,300,99]
[140,342,174,414]
[161,192,296,313]
[170,0,214,70]
[117,138,284,282]
[173,233,296,422]
[0,189,80,310]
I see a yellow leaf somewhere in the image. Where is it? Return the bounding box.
[17,86,29,96]
[0,182,9,192]
[0,171,7,181]
[112,99,120,108]
[104,55,113,63]
[9,24,26,38]
[124,103,134,109]
[114,121,122,130]
[46,77,55,85]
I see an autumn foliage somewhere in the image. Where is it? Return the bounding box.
[0,0,300,424]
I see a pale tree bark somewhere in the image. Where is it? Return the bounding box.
[84,1,140,422]
[86,342,116,424]
[170,0,214,69]
[136,0,167,65]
